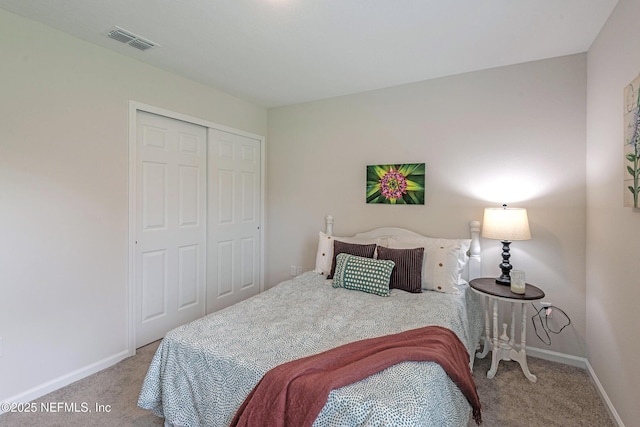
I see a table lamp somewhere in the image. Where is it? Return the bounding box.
[482,204,531,285]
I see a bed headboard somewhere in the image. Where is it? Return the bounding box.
[323,215,482,281]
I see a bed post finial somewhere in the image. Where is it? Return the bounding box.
[325,215,334,236]
[469,220,481,280]
[469,220,480,254]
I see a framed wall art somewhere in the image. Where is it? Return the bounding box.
[624,74,640,208]
[366,163,425,204]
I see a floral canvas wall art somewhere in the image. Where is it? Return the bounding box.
[366,163,425,204]
[624,74,640,208]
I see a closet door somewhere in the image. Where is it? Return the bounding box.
[135,111,206,347]
[207,128,261,314]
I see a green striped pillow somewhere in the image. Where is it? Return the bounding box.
[332,253,395,297]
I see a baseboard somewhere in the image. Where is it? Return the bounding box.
[526,346,625,427]
[0,349,130,414]
[526,345,588,368]
[584,359,626,427]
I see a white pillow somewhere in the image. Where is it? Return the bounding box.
[387,236,470,294]
[314,232,385,276]
[391,236,470,274]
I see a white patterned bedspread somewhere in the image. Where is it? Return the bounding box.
[138,271,483,427]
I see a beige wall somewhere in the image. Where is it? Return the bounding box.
[5,2,634,421]
[586,0,640,424]
[268,54,588,357]
[0,9,266,402]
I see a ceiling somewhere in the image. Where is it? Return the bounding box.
[0,0,618,108]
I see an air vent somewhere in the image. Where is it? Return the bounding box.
[107,28,136,44]
[106,26,159,51]
[128,39,155,51]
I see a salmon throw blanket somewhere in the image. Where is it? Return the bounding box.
[230,325,482,426]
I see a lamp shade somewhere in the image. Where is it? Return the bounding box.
[482,206,531,241]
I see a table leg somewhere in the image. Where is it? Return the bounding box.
[509,303,537,382]
[509,303,516,348]
[476,295,491,359]
[487,298,499,379]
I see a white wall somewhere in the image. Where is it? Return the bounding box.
[0,9,267,403]
[267,54,588,357]
[586,0,640,424]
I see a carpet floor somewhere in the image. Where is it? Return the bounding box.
[0,340,615,427]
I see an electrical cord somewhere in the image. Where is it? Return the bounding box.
[531,303,571,345]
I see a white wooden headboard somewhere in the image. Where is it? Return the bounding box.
[323,215,482,281]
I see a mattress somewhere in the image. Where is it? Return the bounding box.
[138,271,483,427]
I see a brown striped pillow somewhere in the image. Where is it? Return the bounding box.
[328,240,377,279]
[376,246,424,293]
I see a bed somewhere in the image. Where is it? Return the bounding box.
[138,216,484,427]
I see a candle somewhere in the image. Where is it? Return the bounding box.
[510,270,526,294]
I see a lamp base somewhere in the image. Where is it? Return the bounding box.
[495,276,511,285]
[496,240,512,286]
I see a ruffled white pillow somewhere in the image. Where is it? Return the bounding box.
[313,232,384,276]
[387,237,470,294]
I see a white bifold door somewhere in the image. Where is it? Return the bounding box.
[134,111,262,348]
[207,128,261,314]
[135,112,207,348]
